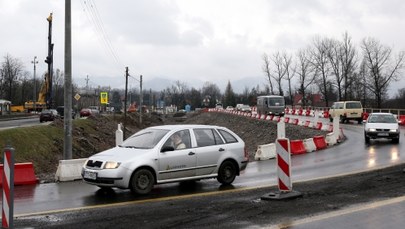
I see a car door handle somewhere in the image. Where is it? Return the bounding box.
[188,152,195,156]
[218,148,225,152]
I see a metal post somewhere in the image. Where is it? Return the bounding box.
[31,56,38,112]
[124,67,129,139]
[139,75,143,125]
[64,0,73,160]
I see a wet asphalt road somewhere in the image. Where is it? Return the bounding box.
[3,116,405,228]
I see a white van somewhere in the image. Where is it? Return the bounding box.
[329,101,363,123]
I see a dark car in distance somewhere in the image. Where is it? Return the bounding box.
[56,106,76,119]
[80,108,92,117]
[40,109,59,122]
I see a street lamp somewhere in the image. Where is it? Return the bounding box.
[31,56,38,112]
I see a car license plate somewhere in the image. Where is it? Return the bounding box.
[84,170,97,180]
[378,133,389,136]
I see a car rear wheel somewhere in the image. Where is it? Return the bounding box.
[217,161,237,185]
[130,169,154,195]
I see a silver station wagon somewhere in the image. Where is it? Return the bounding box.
[82,124,249,195]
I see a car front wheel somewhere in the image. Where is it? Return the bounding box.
[217,161,237,185]
[365,133,370,144]
[130,169,155,195]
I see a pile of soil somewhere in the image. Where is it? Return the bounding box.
[38,111,325,182]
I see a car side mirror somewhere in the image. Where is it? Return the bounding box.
[161,146,175,153]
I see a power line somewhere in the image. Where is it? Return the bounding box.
[81,0,123,69]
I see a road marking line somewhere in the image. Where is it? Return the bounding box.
[15,163,405,218]
[14,185,270,218]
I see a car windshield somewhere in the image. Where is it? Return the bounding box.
[368,114,397,123]
[268,98,285,106]
[120,129,169,149]
[346,102,362,109]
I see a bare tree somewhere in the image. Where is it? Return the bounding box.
[296,49,317,107]
[309,36,332,106]
[1,54,24,102]
[340,32,358,100]
[54,69,64,106]
[328,32,358,101]
[282,52,295,105]
[164,80,189,108]
[271,51,287,96]
[361,37,405,108]
[262,53,274,94]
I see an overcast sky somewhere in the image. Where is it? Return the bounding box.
[1,0,404,93]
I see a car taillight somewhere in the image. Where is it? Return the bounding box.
[244,146,249,161]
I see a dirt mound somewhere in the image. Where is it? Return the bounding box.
[37,111,326,182]
[173,112,326,157]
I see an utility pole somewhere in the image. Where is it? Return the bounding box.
[45,13,54,109]
[31,56,38,112]
[64,0,73,160]
[124,67,129,139]
[139,75,143,125]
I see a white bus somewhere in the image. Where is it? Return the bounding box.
[257,95,285,116]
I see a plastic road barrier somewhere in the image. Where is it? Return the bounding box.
[325,132,337,146]
[313,135,327,150]
[0,163,38,186]
[55,158,88,182]
[303,138,316,153]
[254,143,276,160]
[290,140,306,155]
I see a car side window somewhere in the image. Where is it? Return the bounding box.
[218,129,238,143]
[194,129,216,147]
[213,129,224,144]
[163,130,191,150]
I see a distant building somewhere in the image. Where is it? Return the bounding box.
[293,93,325,107]
[0,99,11,115]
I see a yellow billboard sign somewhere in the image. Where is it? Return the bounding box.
[100,92,108,104]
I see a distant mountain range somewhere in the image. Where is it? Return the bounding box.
[143,76,267,94]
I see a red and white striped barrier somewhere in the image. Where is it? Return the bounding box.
[276,139,292,192]
[2,146,14,229]
[261,138,302,200]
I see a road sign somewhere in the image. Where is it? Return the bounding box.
[74,93,81,101]
[100,92,108,104]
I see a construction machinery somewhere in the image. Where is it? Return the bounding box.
[24,13,53,112]
[24,73,50,112]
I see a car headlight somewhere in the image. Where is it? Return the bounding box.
[104,161,121,169]
[367,128,376,132]
[389,129,399,133]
